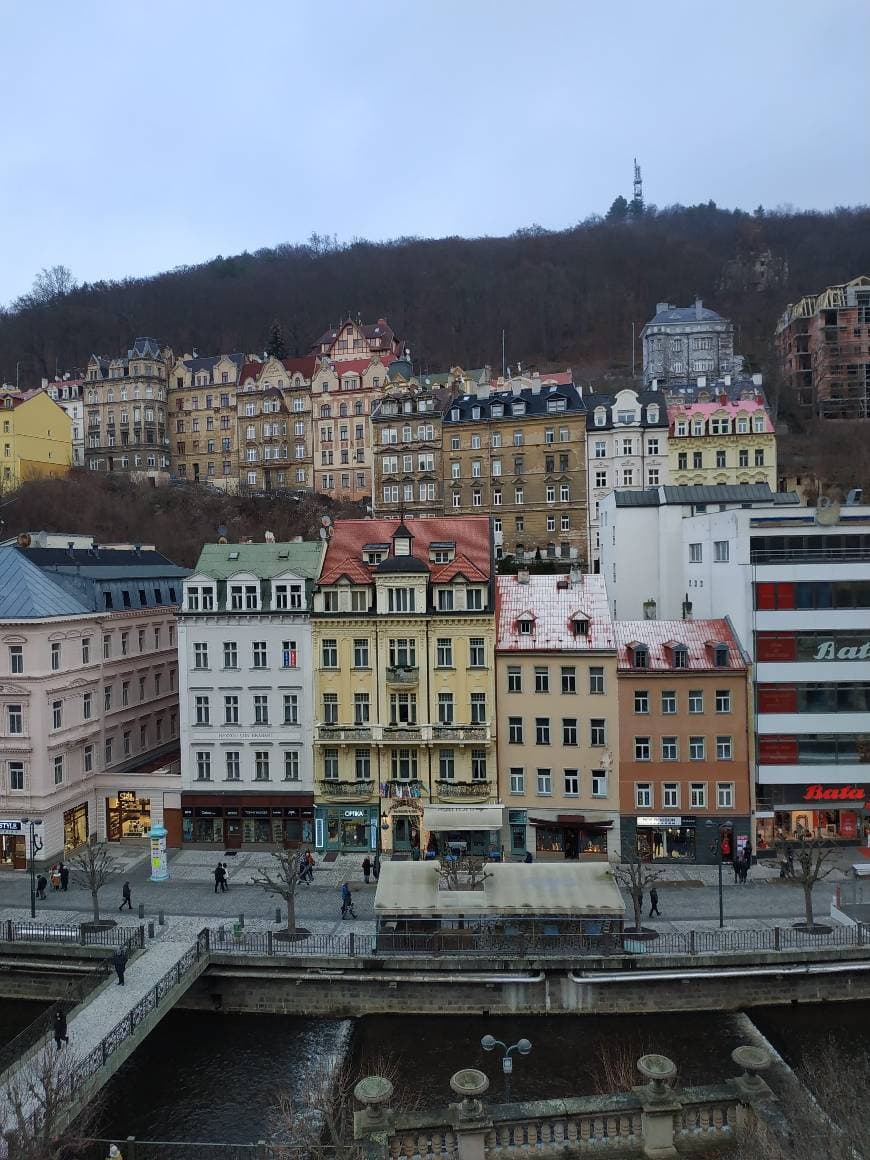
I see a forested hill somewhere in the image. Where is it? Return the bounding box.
[4,204,870,386]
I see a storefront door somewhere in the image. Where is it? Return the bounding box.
[392,816,419,854]
[64,804,89,850]
[0,836,25,870]
[105,794,149,841]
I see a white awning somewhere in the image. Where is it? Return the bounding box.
[423,806,504,832]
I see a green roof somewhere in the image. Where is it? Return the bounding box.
[193,541,323,581]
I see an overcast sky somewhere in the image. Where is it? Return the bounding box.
[2,0,868,304]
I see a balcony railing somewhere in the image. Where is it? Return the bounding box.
[385,665,418,686]
[316,725,372,743]
[435,779,492,803]
[318,779,375,799]
[381,725,422,742]
[431,725,490,742]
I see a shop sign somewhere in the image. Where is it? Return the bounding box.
[195,807,223,817]
[301,808,314,818]
[343,809,366,819]
[0,820,22,833]
[271,808,285,817]
[182,808,193,817]
[242,808,270,818]
[117,790,137,803]
[225,808,240,818]
[803,784,865,802]
[813,640,870,661]
[637,816,682,828]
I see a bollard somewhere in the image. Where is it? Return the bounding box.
[349,931,355,957]
[275,907,281,925]
[218,924,225,944]
[147,921,155,940]
[127,1136,137,1160]
[138,902,145,919]
[268,930,274,956]
[774,926,781,951]
[239,912,245,929]
[689,929,696,956]
[159,909,165,926]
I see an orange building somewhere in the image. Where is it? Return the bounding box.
[615,619,752,865]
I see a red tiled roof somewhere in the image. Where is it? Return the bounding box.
[282,357,318,379]
[320,517,491,583]
[430,553,488,584]
[318,554,372,586]
[315,354,396,378]
[496,575,615,652]
[614,620,747,671]
[239,361,261,384]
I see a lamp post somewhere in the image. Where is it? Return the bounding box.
[481,1034,532,1101]
[706,818,732,929]
[20,818,43,919]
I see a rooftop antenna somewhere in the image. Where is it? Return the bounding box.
[633,158,643,207]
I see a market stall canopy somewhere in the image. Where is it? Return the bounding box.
[374,860,625,919]
[423,806,504,832]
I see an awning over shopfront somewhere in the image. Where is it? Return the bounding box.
[529,814,614,829]
[423,806,504,832]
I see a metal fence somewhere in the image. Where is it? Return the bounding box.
[66,1140,289,1160]
[0,919,146,949]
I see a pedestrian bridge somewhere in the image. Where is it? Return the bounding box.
[0,927,210,1139]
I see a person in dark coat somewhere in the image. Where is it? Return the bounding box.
[219,863,229,892]
[372,852,381,881]
[53,1009,69,1050]
[113,945,128,986]
[649,887,661,917]
[59,863,69,892]
[524,851,533,864]
[118,881,132,910]
[340,882,355,919]
[362,856,371,884]
[213,864,223,894]
[36,874,48,900]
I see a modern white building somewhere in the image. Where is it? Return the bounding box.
[178,540,323,849]
[0,537,187,867]
[584,388,670,570]
[44,378,84,467]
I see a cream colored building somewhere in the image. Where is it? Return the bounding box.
[496,572,621,859]
[169,352,246,487]
[237,356,317,493]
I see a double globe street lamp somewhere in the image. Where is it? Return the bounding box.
[481,1034,532,1101]
[705,817,733,929]
[20,817,43,919]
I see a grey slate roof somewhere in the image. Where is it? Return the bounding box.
[444,384,585,424]
[0,548,89,619]
[647,306,724,326]
[614,485,800,508]
[584,389,668,430]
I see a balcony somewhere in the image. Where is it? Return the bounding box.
[318,779,376,800]
[435,779,492,803]
[385,665,418,687]
[383,779,425,799]
[431,725,490,743]
[316,725,372,743]
[381,725,422,743]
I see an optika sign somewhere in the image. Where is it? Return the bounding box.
[802,784,865,802]
[813,641,870,661]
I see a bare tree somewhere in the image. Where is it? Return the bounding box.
[790,835,838,931]
[67,834,117,928]
[438,855,492,891]
[2,1043,99,1160]
[251,848,304,939]
[28,265,77,305]
[611,848,664,934]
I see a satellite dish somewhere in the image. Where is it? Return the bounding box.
[815,496,841,526]
[218,537,228,545]
[321,515,333,528]
[17,533,31,549]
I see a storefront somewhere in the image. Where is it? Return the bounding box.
[529,813,612,861]
[622,814,752,865]
[421,806,505,860]
[755,784,869,849]
[182,797,315,848]
[0,821,26,870]
[105,793,149,842]
[64,804,89,850]
[315,805,379,853]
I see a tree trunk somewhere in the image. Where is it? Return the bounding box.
[804,880,815,929]
[286,890,297,938]
[632,892,642,932]
[91,889,100,924]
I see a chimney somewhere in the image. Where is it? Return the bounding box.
[517,569,530,585]
[656,302,670,314]
[569,563,582,586]
[651,379,659,392]
[511,381,523,397]
[695,298,703,320]
[752,373,763,387]
[530,380,541,396]
[477,383,490,400]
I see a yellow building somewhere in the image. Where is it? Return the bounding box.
[312,516,498,857]
[666,377,777,489]
[168,351,247,488]
[0,390,72,488]
[496,572,621,860]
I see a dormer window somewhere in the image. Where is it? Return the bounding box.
[185,584,215,612]
[672,645,689,670]
[631,644,649,669]
[274,581,303,611]
[229,583,259,611]
[451,408,460,421]
[736,417,749,433]
[472,406,481,420]
[570,614,589,638]
[594,408,606,427]
[692,419,704,436]
[647,405,659,423]
[753,414,765,432]
[675,421,687,437]
[546,396,567,413]
[517,613,536,636]
[511,401,526,416]
[616,410,635,425]
[491,404,504,418]
[712,643,729,668]
[392,525,412,557]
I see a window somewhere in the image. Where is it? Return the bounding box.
[534,666,550,694]
[632,645,649,670]
[436,638,453,668]
[689,736,706,760]
[193,643,209,669]
[51,642,61,671]
[715,689,732,714]
[590,719,606,746]
[389,692,417,725]
[508,717,524,743]
[50,699,62,729]
[224,695,239,725]
[594,469,608,488]
[507,666,522,692]
[389,638,416,668]
[560,666,576,694]
[562,718,577,746]
[255,751,271,781]
[353,638,370,669]
[546,485,556,504]
[678,452,688,470]
[636,783,652,808]
[284,751,300,781]
[755,448,765,467]
[714,540,729,564]
[322,639,338,668]
[634,737,650,760]
[354,693,370,725]
[355,749,371,780]
[252,641,268,669]
[589,667,605,694]
[717,782,734,809]
[634,690,649,714]
[103,633,112,659]
[716,449,727,468]
[53,755,64,785]
[82,744,94,774]
[196,751,212,781]
[388,587,415,613]
[321,692,338,725]
[739,449,749,467]
[82,692,92,721]
[82,637,91,664]
[536,769,552,795]
[104,738,113,765]
[470,693,486,724]
[716,735,733,760]
[391,748,418,781]
[688,690,704,714]
[564,769,579,796]
[466,588,483,610]
[223,641,238,669]
[438,749,454,780]
[693,452,703,469]
[469,638,485,667]
[662,783,679,808]
[689,543,702,563]
[195,695,210,726]
[509,767,525,794]
[471,749,487,781]
[323,749,339,779]
[104,685,112,711]
[648,468,660,486]
[590,769,607,797]
[661,736,678,761]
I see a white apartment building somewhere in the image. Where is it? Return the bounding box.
[44,378,84,466]
[585,388,670,570]
[178,540,323,849]
[0,538,187,867]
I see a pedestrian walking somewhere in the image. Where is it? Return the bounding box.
[340,882,355,920]
[304,850,315,883]
[113,945,127,986]
[219,862,229,892]
[50,864,61,891]
[733,858,741,884]
[362,855,371,884]
[36,874,48,900]
[118,881,132,911]
[739,860,749,884]
[107,1144,124,1159]
[649,887,661,917]
[53,1009,69,1050]
[59,863,69,892]
[372,852,381,881]
[213,863,223,894]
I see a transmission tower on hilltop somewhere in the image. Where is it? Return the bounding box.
[633,158,643,208]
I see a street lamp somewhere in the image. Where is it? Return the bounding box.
[20,818,43,919]
[705,818,732,929]
[481,1034,532,1101]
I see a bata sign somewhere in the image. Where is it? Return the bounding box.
[802,784,866,802]
[813,641,870,661]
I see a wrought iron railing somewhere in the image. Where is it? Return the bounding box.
[0,920,146,949]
